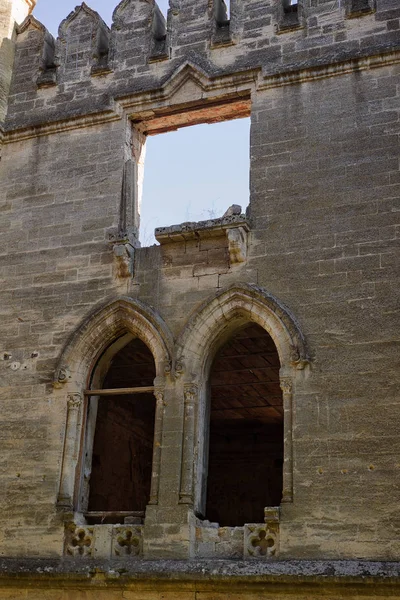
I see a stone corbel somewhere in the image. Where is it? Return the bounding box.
[290,346,311,370]
[57,393,83,511]
[108,229,135,278]
[53,365,71,389]
[226,226,248,265]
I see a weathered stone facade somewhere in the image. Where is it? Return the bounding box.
[0,0,399,597]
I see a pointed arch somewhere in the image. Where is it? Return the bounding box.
[55,296,173,388]
[55,296,172,513]
[175,284,309,515]
[177,283,309,379]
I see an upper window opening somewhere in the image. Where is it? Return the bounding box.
[85,338,156,523]
[206,323,283,527]
[215,0,230,26]
[140,117,250,246]
[157,1,169,19]
[283,0,298,13]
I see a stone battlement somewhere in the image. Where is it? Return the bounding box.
[4,0,399,132]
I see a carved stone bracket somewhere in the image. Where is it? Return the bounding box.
[179,384,198,504]
[290,346,311,370]
[108,230,135,278]
[53,365,71,388]
[227,226,248,265]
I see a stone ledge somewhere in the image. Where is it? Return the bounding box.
[155,215,249,244]
[0,559,399,586]
[3,48,400,138]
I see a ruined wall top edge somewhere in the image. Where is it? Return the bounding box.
[4,0,400,132]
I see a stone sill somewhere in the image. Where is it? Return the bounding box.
[0,559,399,586]
[346,8,376,18]
[155,214,249,244]
[155,214,250,266]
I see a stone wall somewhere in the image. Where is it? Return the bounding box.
[0,0,399,581]
[0,0,34,123]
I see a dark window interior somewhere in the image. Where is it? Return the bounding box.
[88,338,156,516]
[283,0,298,13]
[206,323,283,527]
[350,0,370,12]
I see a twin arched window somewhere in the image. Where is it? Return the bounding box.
[80,322,283,527]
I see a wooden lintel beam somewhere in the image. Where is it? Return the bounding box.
[84,387,155,396]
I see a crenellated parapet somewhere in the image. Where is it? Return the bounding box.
[111,0,168,68]
[0,0,36,126]
[13,15,56,92]
[55,3,111,82]
[3,0,399,132]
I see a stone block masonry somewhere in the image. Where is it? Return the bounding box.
[0,0,399,597]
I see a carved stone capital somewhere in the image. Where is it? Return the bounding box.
[56,494,74,512]
[154,388,164,404]
[280,378,293,395]
[184,384,198,404]
[67,393,83,410]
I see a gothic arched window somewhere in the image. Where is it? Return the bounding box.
[81,334,157,524]
[205,323,283,526]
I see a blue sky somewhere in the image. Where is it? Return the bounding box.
[33,1,231,33]
[32,0,246,246]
